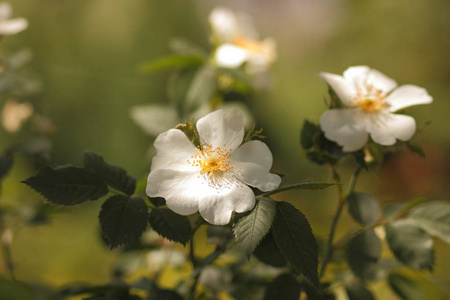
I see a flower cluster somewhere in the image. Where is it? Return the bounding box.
[146,108,281,225]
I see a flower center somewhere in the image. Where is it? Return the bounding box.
[187,144,233,177]
[355,85,387,113]
[232,36,264,53]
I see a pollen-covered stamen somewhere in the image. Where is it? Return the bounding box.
[187,143,233,177]
[355,84,388,113]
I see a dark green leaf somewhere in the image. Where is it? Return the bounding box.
[149,208,192,245]
[149,197,166,207]
[346,282,375,300]
[263,273,301,300]
[388,273,425,300]
[22,166,108,205]
[0,152,14,181]
[385,220,434,270]
[83,152,136,196]
[347,230,381,280]
[300,120,320,150]
[406,141,425,158]
[185,65,216,113]
[99,196,149,248]
[233,197,276,253]
[347,193,379,227]
[272,201,319,288]
[140,55,204,73]
[408,202,450,244]
[253,229,286,268]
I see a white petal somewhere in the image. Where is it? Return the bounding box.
[151,129,198,171]
[320,109,369,152]
[214,44,247,68]
[319,72,356,106]
[232,161,281,192]
[235,11,259,40]
[232,140,273,170]
[146,169,200,215]
[130,104,179,136]
[385,85,433,112]
[196,108,244,151]
[0,3,12,20]
[342,66,371,84]
[368,113,416,145]
[209,7,238,42]
[0,18,27,35]
[198,183,255,225]
[366,68,397,94]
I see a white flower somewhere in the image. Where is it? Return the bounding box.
[209,7,276,73]
[146,108,281,225]
[319,66,433,152]
[1,99,33,132]
[0,3,28,36]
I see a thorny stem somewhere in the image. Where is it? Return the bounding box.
[319,165,363,278]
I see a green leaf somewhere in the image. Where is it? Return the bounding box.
[388,273,425,300]
[233,197,276,253]
[140,55,204,73]
[99,196,149,249]
[83,152,136,196]
[0,152,14,181]
[406,141,425,158]
[264,182,337,196]
[382,197,426,220]
[272,201,319,288]
[22,166,108,205]
[263,273,301,300]
[300,120,320,150]
[346,282,375,300]
[149,197,166,207]
[169,38,206,56]
[130,104,178,136]
[347,230,381,281]
[253,229,286,268]
[347,193,379,227]
[149,208,192,245]
[408,202,450,244]
[185,65,216,113]
[385,220,434,271]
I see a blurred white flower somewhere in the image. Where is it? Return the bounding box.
[209,7,276,73]
[1,99,33,132]
[0,3,28,35]
[146,108,280,225]
[146,248,186,272]
[319,66,432,152]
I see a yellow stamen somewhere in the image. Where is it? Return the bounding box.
[187,143,233,177]
[232,36,264,53]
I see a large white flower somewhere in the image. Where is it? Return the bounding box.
[146,108,281,225]
[319,66,432,152]
[0,3,28,36]
[209,7,276,73]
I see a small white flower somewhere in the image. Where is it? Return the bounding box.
[1,99,33,132]
[209,7,276,73]
[0,3,28,36]
[146,108,281,225]
[319,66,432,152]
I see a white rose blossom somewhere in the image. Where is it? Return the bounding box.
[0,3,28,36]
[146,108,281,225]
[319,66,432,152]
[209,7,276,73]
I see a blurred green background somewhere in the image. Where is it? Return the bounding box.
[1,0,450,298]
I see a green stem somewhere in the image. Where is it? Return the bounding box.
[319,165,362,278]
[261,182,338,197]
[107,186,129,198]
[0,184,15,281]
